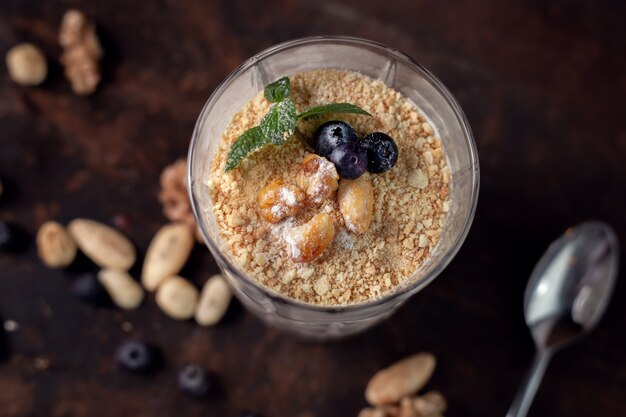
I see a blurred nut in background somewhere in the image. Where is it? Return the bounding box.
[36,221,77,268]
[5,43,47,86]
[59,9,102,95]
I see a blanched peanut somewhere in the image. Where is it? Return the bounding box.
[155,276,199,320]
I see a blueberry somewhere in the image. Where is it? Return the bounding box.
[362,132,398,174]
[115,340,155,372]
[178,364,212,397]
[329,142,368,179]
[72,273,107,305]
[0,221,15,251]
[313,121,358,158]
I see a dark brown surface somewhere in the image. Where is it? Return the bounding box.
[1,1,625,416]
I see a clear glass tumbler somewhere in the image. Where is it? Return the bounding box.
[188,36,479,339]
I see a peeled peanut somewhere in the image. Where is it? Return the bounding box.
[284,213,335,263]
[156,276,198,320]
[195,274,232,326]
[142,223,194,291]
[257,179,305,223]
[338,176,374,234]
[36,221,77,268]
[296,153,339,205]
[68,219,136,270]
[413,391,447,415]
[365,352,436,405]
[97,268,144,310]
[6,43,47,86]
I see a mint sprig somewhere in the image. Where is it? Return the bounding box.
[225,76,371,172]
[297,103,371,120]
[264,76,290,103]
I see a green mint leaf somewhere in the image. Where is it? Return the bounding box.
[260,99,297,144]
[264,76,291,103]
[297,103,372,120]
[225,126,267,172]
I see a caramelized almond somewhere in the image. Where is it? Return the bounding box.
[257,179,305,223]
[284,213,335,263]
[338,176,374,234]
[296,153,339,205]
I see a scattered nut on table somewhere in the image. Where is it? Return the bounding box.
[158,159,203,241]
[59,9,103,95]
[365,352,436,405]
[5,43,47,86]
[36,221,77,268]
[156,276,199,320]
[68,218,136,270]
[195,274,232,326]
[142,223,195,291]
[97,268,144,310]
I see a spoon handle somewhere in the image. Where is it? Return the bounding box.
[506,351,552,417]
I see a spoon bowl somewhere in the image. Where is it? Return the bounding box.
[507,221,619,417]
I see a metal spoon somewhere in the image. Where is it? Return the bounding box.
[506,222,619,417]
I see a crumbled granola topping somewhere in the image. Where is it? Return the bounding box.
[208,69,450,305]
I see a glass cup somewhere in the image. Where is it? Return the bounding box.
[188,36,479,339]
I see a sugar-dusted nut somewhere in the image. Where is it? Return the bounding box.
[257,179,305,224]
[6,43,47,86]
[413,391,447,415]
[97,268,144,310]
[283,213,335,263]
[36,221,77,268]
[68,219,136,270]
[296,153,339,205]
[365,352,436,406]
[142,223,194,291]
[195,274,232,326]
[156,276,199,320]
[338,176,374,234]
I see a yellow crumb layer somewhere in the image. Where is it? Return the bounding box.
[208,69,450,305]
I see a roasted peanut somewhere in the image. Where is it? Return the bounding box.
[36,221,77,268]
[296,153,339,205]
[68,219,136,270]
[284,213,335,263]
[413,391,447,415]
[258,179,305,223]
[6,43,47,86]
[365,352,436,406]
[142,223,194,291]
[97,268,144,310]
[195,274,232,326]
[156,276,199,320]
[338,176,374,234]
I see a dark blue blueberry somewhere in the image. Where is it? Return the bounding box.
[72,273,107,305]
[313,120,358,158]
[362,132,398,174]
[115,340,155,372]
[178,364,212,397]
[329,142,368,179]
[0,222,15,250]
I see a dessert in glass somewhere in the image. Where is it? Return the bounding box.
[188,36,479,339]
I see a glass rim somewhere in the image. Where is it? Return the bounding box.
[188,35,480,314]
